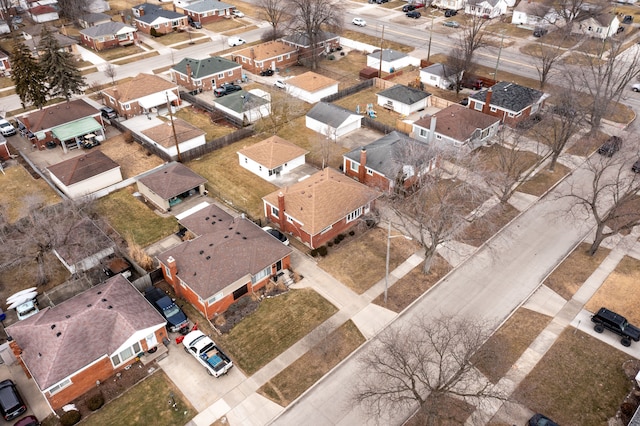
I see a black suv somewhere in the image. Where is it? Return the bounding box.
[406,10,421,18]
[145,288,189,333]
[591,307,640,347]
[0,380,27,421]
[402,4,416,12]
[214,83,242,97]
[444,9,457,17]
[597,135,622,157]
[100,106,117,120]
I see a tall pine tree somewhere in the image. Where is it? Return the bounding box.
[38,27,85,101]
[10,37,48,109]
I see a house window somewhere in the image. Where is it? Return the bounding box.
[111,342,142,367]
[153,24,160,29]
[164,264,171,279]
[256,61,262,68]
[285,54,290,59]
[429,75,437,81]
[508,112,515,117]
[320,225,333,234]
[124,103,131,110]
[277,56,283,62]
[490,106,497,112]
[366,169,373,176]
[419,128,427,137]
[251,266,270,285]
[196,80,202,86]
[244,157,248,163]
[47,378,72,396]
[207,292,223,305]
[271,206,279,218]
[228,71,233,76]
[350,161,359,172]
[481,128,489,138]
[218,73,224,78]
[346,207,363,223]
[474,103,483,111]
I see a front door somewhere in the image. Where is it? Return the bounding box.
[145,333,157,350]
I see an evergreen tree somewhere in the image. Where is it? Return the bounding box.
[10,37,47,109]
[38,27,85,101]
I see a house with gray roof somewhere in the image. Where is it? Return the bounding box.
[367,49,420,73]
[137,162,207,211]
[465,0,508,19]
[280,31,340,59]
[6,274,167,410]
[343,131,437,192]
[79,21,137,51]
[132,3,188,36]
[171,56,242,93]
[376,84,431,115]
[420,63,463,90]
[78,12,111,28]
[213,89,271,124]
[468,81,547,127]
[180,0,235,24]
[306,102,363,139]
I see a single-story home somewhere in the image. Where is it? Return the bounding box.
[23,29,79,56]
[306,102,362,139]
[465,0,508,19]
[280,31,340,59]
[213,89,271,125]
[157,203,293,316]
[28,5,59,23]
[132,3,188,36]
[47,150,123,199]
[366,49,419,73]
[102,73,180,119]
[136,162,207,211]
[420,63,463,90]
[180,0,235,24]
[413,104,501,150]
[376,84,431,115]
[78,12,112,28]
[171,56,242,93]
[6,274,167,410]
[231,41,298,74]
[52,217,115,274]
[237,135,308,181]
[572,14,619,39]
[468,81,547,127]
[263,168,380,249]
[80,21,137,51]
[0,48,10,76]
[511,1,559,27]
[140,118,206,161]
[0,135,10,160]
[285,71,338,104]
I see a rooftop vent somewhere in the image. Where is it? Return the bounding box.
[97,291,102,295]
[51,324,56,330]
[87,304,92,307]
[65,315,71,319]
[56,332,61,337]
[205,217,209,220]
[102,298,107,302]
[209,243,213,247]
[199,250,204,255]
[206,256,211,260]
[107,305,113,309]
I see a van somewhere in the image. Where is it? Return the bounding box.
[228,36,246,47]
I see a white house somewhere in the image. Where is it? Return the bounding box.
[306,102,362,139]
[572,14,619,39]
[511,1,559,26]
[367,49,419,73]
[465,0,508,19]
[376,84,431,116]
[237,135,308,181]
[420,63,463,90]
[285,71,338,104]
[214,89,271,124]
[47,150,123,199]
[141,118,205,161]
[29,5,59,23]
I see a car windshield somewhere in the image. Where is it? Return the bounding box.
[164,304,180,317]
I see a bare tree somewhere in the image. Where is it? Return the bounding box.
[531,39,564,89]
[551,0,607,34]
[56,0,89,23]
[561,150,640,255]
[258,0,289,41]
[446,14,488,94]
[253,91,305,135]
[103,63,117,85]
[354,314,505,425]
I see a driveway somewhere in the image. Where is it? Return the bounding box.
[0,362,51,424]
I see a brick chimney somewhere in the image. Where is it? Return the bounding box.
[277,192,286,230]
[186,63,192,84]
[483,89,493,115]
[8,337,31,379]
[358,148,366,182]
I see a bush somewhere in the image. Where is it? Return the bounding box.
[317,246,328,256]
[333,237,341,245]
[327,241,333,247]
[328,54,335,60]
[310,248,318,257]
[60,410,81,426]
[349,230,355,236]
[338,234,346,241]
[87,393,105,411]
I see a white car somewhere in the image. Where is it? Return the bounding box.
[228,36,246,47]
[352,17,366,27]
[0,119,16,136]
[274,80,286,89]
[632,83,640,92]
[232,9,245,18]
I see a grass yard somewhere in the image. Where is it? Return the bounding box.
[186,136,278,219]
[543,242,611,300]
[82,371,196,426]
[113,51,160,65]
[319,227,419,294]
[97,135,164,179]
[0,164,60,222]
[516,163,570,197]
[153,30,206,46]
[566,130,609,157]
[173,105,237,141]
[513,329,632,425]
[474,307,552,384]
[372,256,451,312]
[96,186,178,247]
[332,87,399,127]
[341,30,413,54]
[459,203,520,247]
[585,256,640,324]
[474,144,543,176]
[258,320,365,406]
[216,288,338,375]
[98,45,146,61]
[311,50,369,85]
[173,37,211,49]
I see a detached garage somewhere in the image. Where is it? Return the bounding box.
[47,150,122,199]
[137,162,207,212]
[306,102,362,139]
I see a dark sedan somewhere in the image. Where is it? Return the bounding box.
[262,226,290,245]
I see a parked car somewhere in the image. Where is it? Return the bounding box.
[591,307,640,346]
[533,27,548,37]
[597,136,622,157]
[632,159,640,173]
[0,118,16,136]
[16,300,39,321]
[406,10,421,18]
[10,15,22,25]
[189,20,202,29]
[444,9,457,17]
[14,415,39,426]
[352,17,366,26]
[528,413,559,426]
[182,330,233,377]
[274,80,286,89]
[100,106,117,119]
[259,69,274,76]
[402,4,416,11]
[443,21,460,28]
[623,15,633,24]
[145,287,189,333]
[232,9,245,17]
[228,36,246,47]
[0,380,27,421]
[262,226,290,245]
[214,83,242,97]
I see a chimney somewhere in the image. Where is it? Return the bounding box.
[138,7,144,17]
[358,148,366,182]
[483,89,492,115]
[167,256,177,280]
[186,63,192,82]
[8,338,31,379]
[428,116,437,143]
[120,11,125,23]
[277,192,286,230]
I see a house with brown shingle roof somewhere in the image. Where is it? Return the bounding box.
[263,168,380,249]
[157,203,292,316]
[6,274,168,410]
[285,71,338,103]
[141,118,205,160]
[237,136,308,181]
[47,150,123,199]
[413,104,501,150]
[231,41,298,74]
[101,73,180,119]
[52,217,115,274]
[136,162,207,212]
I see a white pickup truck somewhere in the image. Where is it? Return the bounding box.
[182,330,233,377]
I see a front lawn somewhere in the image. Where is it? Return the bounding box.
[0,164,60,222]
[459,203,520,247]
[585,256,640,324]
[516,163,570,197]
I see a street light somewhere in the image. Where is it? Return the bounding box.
[385,220,412,304]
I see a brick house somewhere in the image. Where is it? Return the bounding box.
[171,56,242,93]
[101,73,180,118]
[263,168,380,249]
[80,21,137,51]
[231,41,298,74]
[468,81,547,127]
[343,131,437,192]
[6,275,167,411]
[157,203,292,316]
[0,48,11,76]
[0,135,10,160]
[132,3,188,36]
[180,0,235,24]
[280,31,340,60]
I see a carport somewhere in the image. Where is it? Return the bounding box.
[51,117,105,153]
[138,90,178,114]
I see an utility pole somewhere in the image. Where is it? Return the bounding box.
[427,13,435,62]
[493,30,505,82]
[166,92,182,163]
[378,25,385,78]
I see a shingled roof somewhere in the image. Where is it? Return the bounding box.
[172,57,239,79]
[286,72,338,93]
[237,136,308,169]
[414,104,500,142]
[23,99,99,132]
[182,0,234,13]
[47,150,120,186]
[306,102,361,128]
[137,162,206,200]
[233,41,297,61]
[141,118,204,148]
[102,73,177,103]
[367,49,407,62]
[177,203,233,236]
[80,21,135,38]
[377,84,431,105]
[470,81,545,113]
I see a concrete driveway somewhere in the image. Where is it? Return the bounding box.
[0,362,51,425]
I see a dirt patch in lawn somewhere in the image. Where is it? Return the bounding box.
[584,256,640,324]
[459,203,520,247]
[0,163,61,222]
[543,242,611,300]
[516,163,570,197]
[565,130,610,157]
[97,134,164,179]
[173,105,237,141]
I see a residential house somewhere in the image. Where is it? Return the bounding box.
[231,41,298,74]
[101,73,180,119]
[343,131,437,192]
[413,104,501,149]
[366,49,419,73]
[572,14,619,39]
[85,0,111,13]
[6,275,168,410]
[465,0,508,19]
[263,168,380,249]
[23,27,79,56]
[141,118,206,160]
[376,84,431,115]
[0,135,10,161]
[237,135,308,181]
[0,21,9,35]
[132,3,188,36]
[47,150,123,198]
[420,63,462,90]
[280,31,340,60]
[285,71,338,103]
[157,203,293,316]
[180,0,235,24]
[52,218,115,274]
[306,102,362,139]
[80,22,137,51]
[16,99,104,151]
[28,5,59,23]
[468,81,547,126]
[213,89,271,124]
[171,56,242,93]
[136,162,207,211]
[0,48,10,76]
[511,0,559,27]
[78,12,112,28]
[432,0,465,10]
